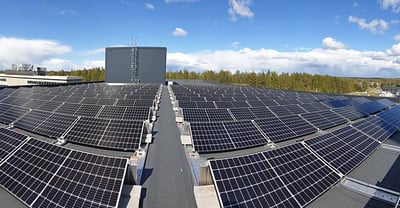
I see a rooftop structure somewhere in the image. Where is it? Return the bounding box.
[0,80,399,208]
[105,47,166,84]
[0,74,82,86]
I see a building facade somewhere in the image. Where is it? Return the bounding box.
[105,47,166,84]
[0,74,82,86]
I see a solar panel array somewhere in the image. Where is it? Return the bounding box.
[190,120,267,153]
[0,83,160,151]
[0,128,127,208]
[170,84,398,153]
[209,143,341,208]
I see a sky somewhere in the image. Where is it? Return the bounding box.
[0,0,400,77]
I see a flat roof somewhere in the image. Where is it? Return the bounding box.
[0,73,82,80]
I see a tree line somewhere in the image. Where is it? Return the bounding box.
[166,69,399,94]
[47,67,105,82]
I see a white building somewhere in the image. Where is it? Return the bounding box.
[0,74,82,86]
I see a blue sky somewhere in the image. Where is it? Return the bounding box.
[1,0,400,77]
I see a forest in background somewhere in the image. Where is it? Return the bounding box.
[166,70,400,94]
[10,67,399,94]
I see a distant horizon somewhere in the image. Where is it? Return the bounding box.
[0,1,400,77]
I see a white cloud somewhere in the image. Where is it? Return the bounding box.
[387,43,400,55]
[231,41,240,48]
[145,3,155,10]
[228,0,254,21]
[322,37,345,50]
[172,27,188,36]
[165,0,198,3]
[394,34,400,42]
[167,37,400,78]
[57,9,78,16]
[82,48,105,56]
[380,0,400,13]
[0,37,71,69]
[348,16,389,34]
[40,59,105,71]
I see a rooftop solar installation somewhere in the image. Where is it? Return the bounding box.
[64,117,144,150]
[209,143,340,208]
[301,110,348,130]
[0,136,127,208]
[0,106,30,124]
[13,110,51,132]
[352,116,398,142]
[254,117,298,142]
[33,113,78,138]
[0,128,28,162]
[305,126,379,174]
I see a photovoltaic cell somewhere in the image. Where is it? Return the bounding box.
[99,120,144,150]
[254,117,297,142]
[0,106,30,124]
[0,128,28,162]
[229,108,256,120]
[352,117,398,142]
[34,113,78,138]
[74,104,102,117]
[123,107,150,121]
[64,117,110,146]
[98,106,126,120]
[223,120,267,149]
[279,115,317,137]
[209,143,340,208]
[190,122,234,153]
[13,110,51,132]
[249,107,276,119]
[206,109,234,122]
[0,137,127,208]
[183,108,209,122]
[332,106,368,121]
[305,126,379,174]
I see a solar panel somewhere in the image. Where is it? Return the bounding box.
[13,110,51,131]
[196,101,216,109]
[96,98,117,106]
[0,128,28,162]
[205,109,234,122]
[65,96,83,103]
[332,106,368,121]
[23,99,47,109]
[37,101,62,112]
[352,117,398,142]
[231,101,250,108]
[99,120,144,150]
[51,95,69,102]
[177,100,194,108]
[183,108,209,122]
[254,117,297,142]
[123,107,151,121]
[323,100,347,108]
[0,103,13,113]
[229,108,256,120]
[0,106,30,124]
[115,99,135,106]
[80,97,99,104]
[190,122,235,153]
[0,138,127,208]
[249,107,276,119]
[214,101,234,108]
[74,104,102,117]
[301,110,347,130]
[134,99,154,107]
[64,117,144,150]
[223,120,267,148]
[247,100,265,107]
[279,115,318,137]
[55,103,81,115]
[98,106,126,120]
[377,106,400,127]
[305,126,379,174]
[285,104,306,114]
[209,143,340,208]
[299,103,320,112]
[267,105,291,117]
[0,138,71,206]
[64,117,110,146]
[34,113,78,138]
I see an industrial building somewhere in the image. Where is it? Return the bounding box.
[105,46,167,84]
[0,73,82,86]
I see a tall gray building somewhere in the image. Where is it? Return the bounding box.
[105,47,166,83]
